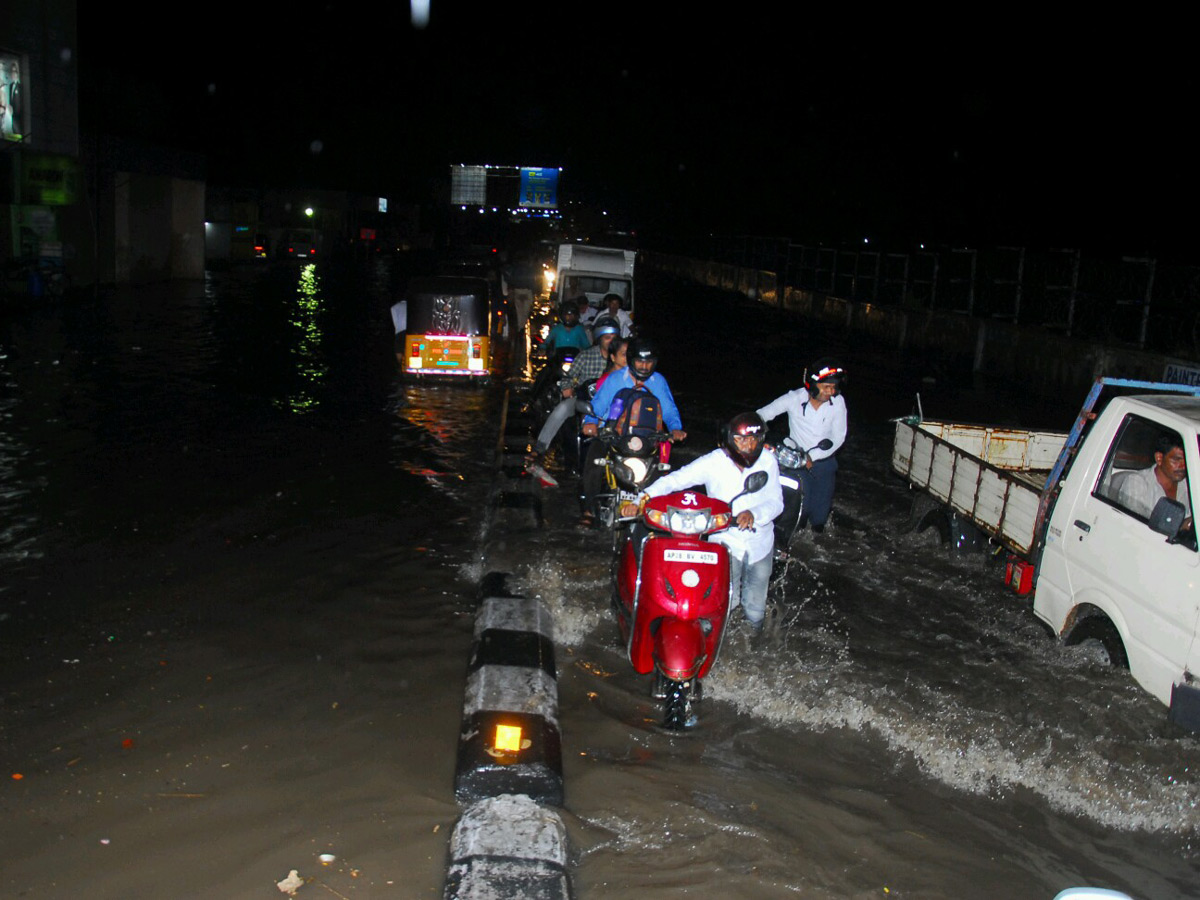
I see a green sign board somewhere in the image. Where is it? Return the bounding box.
[22,155,79,206]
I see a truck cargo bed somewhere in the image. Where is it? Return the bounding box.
[892,420,1068,557]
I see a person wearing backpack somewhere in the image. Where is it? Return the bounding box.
[578,339,686,528]
[582,339,685,441]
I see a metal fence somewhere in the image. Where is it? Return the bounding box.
[653,235,1200,360]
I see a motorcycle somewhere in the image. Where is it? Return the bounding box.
[527,347,578,421]
[591,424,672,531]
[770,437,834,552]
[612,471,769,729]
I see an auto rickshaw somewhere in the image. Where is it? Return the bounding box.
[400,276,495,381]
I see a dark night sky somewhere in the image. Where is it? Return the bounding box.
[79,5,1197,259]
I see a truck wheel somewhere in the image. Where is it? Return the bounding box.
[1066,616,1129,669]
[905,493,949,544]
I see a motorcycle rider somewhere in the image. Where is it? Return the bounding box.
[582,339,685,442]
[527,316,621,465]
[543,300,590,356]
[621,412,784,633]
[578,338,687,528]
[757,359,847,535]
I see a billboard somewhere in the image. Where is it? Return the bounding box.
[0,52,26,143]
[519,167,558,209]
[451,165,487,205]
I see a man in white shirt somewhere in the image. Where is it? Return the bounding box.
[1115,433,1192,521]
[601,293,634,338]
[624,412,784,633]
[758,359,847,535]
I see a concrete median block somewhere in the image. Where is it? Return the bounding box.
[454,596,563,806]
[444,794,571,900]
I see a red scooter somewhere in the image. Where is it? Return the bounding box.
[612,472,768,729]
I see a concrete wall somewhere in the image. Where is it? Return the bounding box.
[645,251,1200,396]
[111,173,204,284]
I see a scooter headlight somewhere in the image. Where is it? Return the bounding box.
[774,442,804,469]
[666,507,712,535]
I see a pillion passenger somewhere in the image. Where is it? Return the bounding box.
[527,317,621,466]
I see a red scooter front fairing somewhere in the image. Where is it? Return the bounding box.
[614,492,733,683]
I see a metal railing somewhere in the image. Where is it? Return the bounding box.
[652,234,1200,359]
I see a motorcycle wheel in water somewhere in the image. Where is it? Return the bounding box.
[612,472,768,729]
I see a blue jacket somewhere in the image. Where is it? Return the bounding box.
[585,368,683,432]
[544,323,590,354]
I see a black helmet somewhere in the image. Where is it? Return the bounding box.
[722,411,767,468]
[805,359,845,397]
[591,316,621,344]
[561,301,580,322]
[628,338,658,379]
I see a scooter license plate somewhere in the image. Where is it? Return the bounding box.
[663,548,719,565]
[780,476,800,490]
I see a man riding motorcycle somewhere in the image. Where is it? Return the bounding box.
[543,301,591,356]
[579,339,687,528]
[757,359,847,535]
[621,411,784,633]
[527,317,621,465]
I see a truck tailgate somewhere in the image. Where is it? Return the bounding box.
[892,421,1067,557]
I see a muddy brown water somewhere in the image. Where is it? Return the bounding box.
[0,262,1195,898]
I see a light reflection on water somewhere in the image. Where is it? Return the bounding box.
[278,263,327,414]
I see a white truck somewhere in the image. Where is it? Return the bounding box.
[553,244,636,322]
[892,378,1200,730]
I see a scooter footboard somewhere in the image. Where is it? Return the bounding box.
[654,618,707,681]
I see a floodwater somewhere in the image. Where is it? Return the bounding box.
[0,260,1196,899]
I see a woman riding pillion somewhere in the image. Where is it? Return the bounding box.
[621,412,784,634]
[757,359,847,537]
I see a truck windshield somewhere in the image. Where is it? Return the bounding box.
[563,277,631,305]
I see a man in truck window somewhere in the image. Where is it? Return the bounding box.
[1114,433,1192,522]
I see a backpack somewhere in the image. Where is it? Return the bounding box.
[607,384,664,437]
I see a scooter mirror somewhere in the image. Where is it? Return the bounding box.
[742,471,769,494]
[815,438,834,451]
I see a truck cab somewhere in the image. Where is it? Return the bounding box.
[1036,394,1200,727]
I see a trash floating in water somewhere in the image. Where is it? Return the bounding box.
[276,869,304,895]
[528,463,559,488]
[318,853,336,865]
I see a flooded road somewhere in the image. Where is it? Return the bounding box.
[1,261,1196,898]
